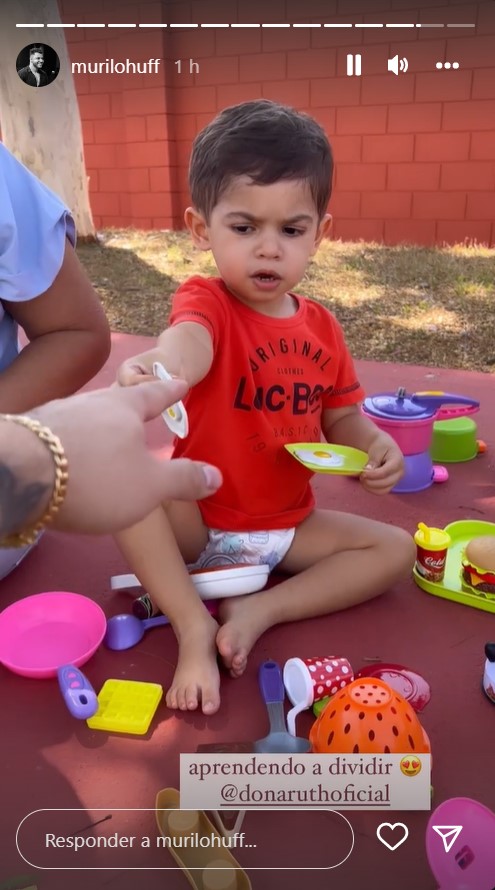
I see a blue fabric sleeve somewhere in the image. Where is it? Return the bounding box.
[0,142,76,303]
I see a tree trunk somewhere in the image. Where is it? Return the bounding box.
[0,0,96,239]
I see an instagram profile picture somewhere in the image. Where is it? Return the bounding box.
[16,44,60,87]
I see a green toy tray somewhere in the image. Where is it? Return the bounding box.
[413,519,495,614]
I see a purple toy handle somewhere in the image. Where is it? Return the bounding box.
[58,664,98,719]
[259,660,285,704]
[141,616,170,630]
[412,392,479,412]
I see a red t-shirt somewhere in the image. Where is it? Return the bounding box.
[169,276,365,531]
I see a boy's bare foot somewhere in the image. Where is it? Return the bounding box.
[166,613,221,714]
[216,596,270,678]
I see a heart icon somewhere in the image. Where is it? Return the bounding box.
[376,822,409,851]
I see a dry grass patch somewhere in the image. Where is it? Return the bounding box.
[77,231,495,373]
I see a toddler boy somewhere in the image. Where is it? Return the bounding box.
[117,100,415,715]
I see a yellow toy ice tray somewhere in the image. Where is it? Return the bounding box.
[86,679,163,734]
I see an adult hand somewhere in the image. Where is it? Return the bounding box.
[28,379,222,534]
[359,433,405,495]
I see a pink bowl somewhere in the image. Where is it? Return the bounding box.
[0,591,107,678]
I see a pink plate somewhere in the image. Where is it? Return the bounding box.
[355,662,431,712]
[426,798,495,890]
[0,591,107,678]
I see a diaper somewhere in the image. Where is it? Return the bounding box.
[188,527,295,573]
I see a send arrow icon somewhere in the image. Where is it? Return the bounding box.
[432,825,463,853]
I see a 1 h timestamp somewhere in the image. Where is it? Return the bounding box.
[174,58,200,74]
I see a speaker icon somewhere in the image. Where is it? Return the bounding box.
[388,55,409,75]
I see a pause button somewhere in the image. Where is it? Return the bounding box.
[346,53,362,76]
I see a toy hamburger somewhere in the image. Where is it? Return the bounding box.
[461,536,495,598]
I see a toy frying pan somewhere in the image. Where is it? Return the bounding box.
[285,443,368,475]
[152,362,189,438]
[426,797,495,889]
[0,591,106,678]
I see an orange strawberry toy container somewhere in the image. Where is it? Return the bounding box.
[309,677,431,754]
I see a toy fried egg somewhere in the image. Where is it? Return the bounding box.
[295,449,345,468]
[152,362,189,438]
[285,442,368,474]
[166,404,182,422]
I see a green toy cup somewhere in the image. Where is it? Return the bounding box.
[313,696,331,717]
[430,417,481,463]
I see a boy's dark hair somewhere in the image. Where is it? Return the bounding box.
[189,99,333,221]
[30,45,44,56]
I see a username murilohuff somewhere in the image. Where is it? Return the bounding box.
[72,58,161,74]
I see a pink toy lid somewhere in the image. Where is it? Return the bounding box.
[426,798,495,890]
[355,663,431,712]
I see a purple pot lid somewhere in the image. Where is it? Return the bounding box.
[355,663,431,712]
[363,388,437,421]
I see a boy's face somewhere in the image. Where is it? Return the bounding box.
[185,177,332,315]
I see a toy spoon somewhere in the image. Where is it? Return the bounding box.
[104,613,170,651]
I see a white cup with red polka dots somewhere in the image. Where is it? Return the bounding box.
[284,656,353,736]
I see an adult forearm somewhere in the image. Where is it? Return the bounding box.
[0,421,54,538]
[0,330,109,413]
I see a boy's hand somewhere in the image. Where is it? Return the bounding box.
[360,435,405,494]
[117,348,167,387]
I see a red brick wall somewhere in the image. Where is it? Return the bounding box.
[58,0,495,245]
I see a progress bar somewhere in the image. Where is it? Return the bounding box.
[16,21,477,29]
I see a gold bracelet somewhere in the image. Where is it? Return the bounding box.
[0,414,69,547]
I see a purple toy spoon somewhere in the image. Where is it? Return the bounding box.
[104,613,170,651]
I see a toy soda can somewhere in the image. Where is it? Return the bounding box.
[414,522,451,583]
